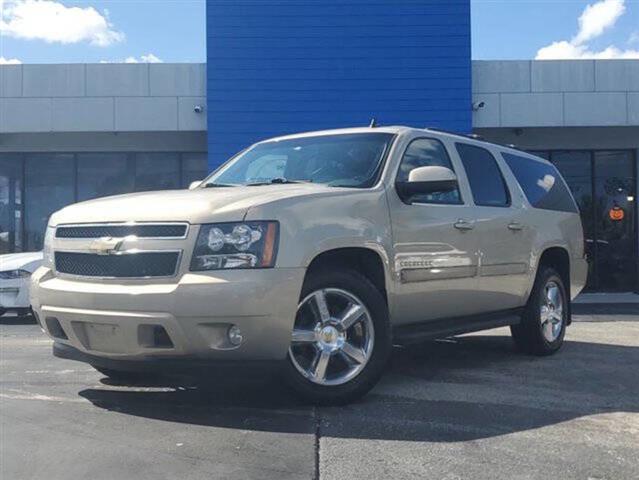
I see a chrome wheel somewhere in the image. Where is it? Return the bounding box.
[540,280,564,342]
[288,288,375,386]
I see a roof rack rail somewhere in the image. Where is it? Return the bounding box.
[423,127,484,141]
[423,127,529,153]
[466,133,484,140]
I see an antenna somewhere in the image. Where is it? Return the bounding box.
[369,118,377,128]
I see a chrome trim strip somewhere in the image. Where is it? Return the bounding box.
[400,265,478,284]
[53,249,183,280]
[480,263,529,277]
[54,222,190,240]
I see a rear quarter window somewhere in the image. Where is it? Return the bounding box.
[502,152,578,213]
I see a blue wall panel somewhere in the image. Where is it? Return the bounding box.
[207,0,471,169]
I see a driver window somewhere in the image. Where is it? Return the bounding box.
[397,139,462,205]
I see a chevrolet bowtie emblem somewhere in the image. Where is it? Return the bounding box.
[89,237,126,256]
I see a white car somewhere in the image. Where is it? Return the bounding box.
[0,252,43,317]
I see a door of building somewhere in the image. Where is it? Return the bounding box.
[0,155,24,254]
[549,151,637,292]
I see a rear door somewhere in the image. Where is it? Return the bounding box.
[388,136,481,325]
[454,143,534,312]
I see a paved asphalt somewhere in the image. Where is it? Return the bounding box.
[1,311,638,480]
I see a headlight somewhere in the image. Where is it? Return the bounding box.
[190,221,279,271]
[0,269,31,280]
[43,226,55,268]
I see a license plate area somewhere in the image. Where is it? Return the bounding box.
[71,322,126,354]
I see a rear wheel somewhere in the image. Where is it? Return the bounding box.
[511,266,568,356]
[284,268,391,405]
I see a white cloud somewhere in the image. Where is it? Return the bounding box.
[0,56,22,64]
[572,0,625,44]
[537,41,639,60]
[536,0,639,60]
[629,31,639,45]
[0,0,124,46]
[101,53,163,64]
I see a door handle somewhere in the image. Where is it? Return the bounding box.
[454,219,475,231]
[508,222,524,231]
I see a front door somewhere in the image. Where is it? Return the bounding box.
[552,151,637,291]
[389,137,480,325]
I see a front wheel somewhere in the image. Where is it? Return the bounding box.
[511,266,568,356]
[284,269,391,405]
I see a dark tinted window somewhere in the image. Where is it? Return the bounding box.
[77,154,134,202]
[456,143,509,207]
[25,154,75,250]
[503,153,578,213]
[0,155,23,253]
[396,138,461,204]
[135,153,180,192]
[181,153,209,188]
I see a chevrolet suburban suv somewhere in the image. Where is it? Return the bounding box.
[31,126,587,404]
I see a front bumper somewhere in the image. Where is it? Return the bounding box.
[53,342,284,377]
[31,267,305,363]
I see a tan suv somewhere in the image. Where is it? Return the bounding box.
[31,126,587,404]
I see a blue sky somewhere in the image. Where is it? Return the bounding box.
[0,0,637,64]
[472,0,639,59]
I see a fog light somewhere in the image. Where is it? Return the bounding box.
[228,325,243,346]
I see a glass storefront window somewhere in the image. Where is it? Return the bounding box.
[0,155,24,254]
[1,151,207,254]
[550,150,637,292]
[77,154,134,202]
[135,153,180,192]
[593,151,636,291]
[181,153,209,188]
[25,154,75,251]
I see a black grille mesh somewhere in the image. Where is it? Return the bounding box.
[55,252,180,278]
[56,224,187,239]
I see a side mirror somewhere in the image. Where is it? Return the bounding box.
[396,166,458,203]
[189,180,203,190]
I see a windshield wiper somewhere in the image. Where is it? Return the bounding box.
[246,178,311,186]
[202,182,237,188]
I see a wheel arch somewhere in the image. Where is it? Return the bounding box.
[304,247,390,305]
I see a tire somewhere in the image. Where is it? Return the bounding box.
[283,268,392,405]
[511,265,568,356]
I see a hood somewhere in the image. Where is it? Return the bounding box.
[0,252,44,272]
[50,183,342,226]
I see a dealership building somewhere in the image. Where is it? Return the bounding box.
[0,0,638,292]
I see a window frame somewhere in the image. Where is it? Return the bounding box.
[393,137,465,206]
[455,142,512,208]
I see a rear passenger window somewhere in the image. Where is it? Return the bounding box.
[456,143,510,207]
[502,153,578,213]
[396,138,462,205]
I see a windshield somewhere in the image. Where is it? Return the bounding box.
[203,133,395,188]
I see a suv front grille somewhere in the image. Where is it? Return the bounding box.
[55,252,180,278]
[56,224,188,239]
